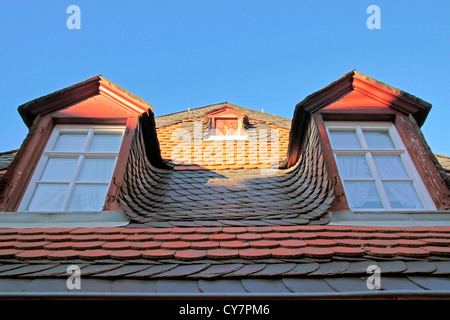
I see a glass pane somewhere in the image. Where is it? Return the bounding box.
[364,131,395,149]
[383,181,423,209]
[52,133,87,152]
[328,131,361,149]
[67,184,109,211]
[344,181,383,209]
[78,158,116,182]
[40,158,78,182]
[373,156,409,179]
[88,133,123,152]
[336,156,372,179]
[27,184,68,211]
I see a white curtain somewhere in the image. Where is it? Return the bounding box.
[364,131,394,149]
[373,156,409,179]
[344,181,382,209]
[383,181,423,209]
[68,185,108,211]
[40,158,77,181]
[329,131,360,149]
[78,158,116,182]
[28,184,68,211]
[53,134,86,152]
[89,134,122,152]
[337,156,372,179]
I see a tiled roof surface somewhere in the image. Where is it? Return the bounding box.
[156,121,290,170]
[0,150,17,171]
[1,225,450,296]
[120,116,334,225]
[155,102,292,130]
[435,154,450,171]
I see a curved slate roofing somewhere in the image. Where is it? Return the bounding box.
[119,114,334,225]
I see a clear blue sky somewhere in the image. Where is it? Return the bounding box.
[0,1,448,155]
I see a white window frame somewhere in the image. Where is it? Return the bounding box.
[19,124,125,213]
[325,121,436,212]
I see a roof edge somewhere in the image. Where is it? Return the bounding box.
[18,76,153,128]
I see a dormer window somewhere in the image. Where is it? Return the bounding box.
[326,122,436,211]
[205,107,248,140]
[18,125,125,212]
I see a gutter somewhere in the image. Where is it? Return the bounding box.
[0,290,449,300]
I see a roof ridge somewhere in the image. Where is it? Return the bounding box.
[155,102,292,129]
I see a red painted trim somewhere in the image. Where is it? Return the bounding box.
[313,113,349,211]
[206,107,246,118]
[18,77,151,128]
[0,115,54,211]
[395,114,450,210]
[103,117,138,211]
[320,108,397,122]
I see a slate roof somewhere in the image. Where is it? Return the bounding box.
[0,225,450,297]
[119,113,334,225]
[0,150,17,171]
[1,74,450,299]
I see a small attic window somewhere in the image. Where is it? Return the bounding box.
[325,122,436,212]
[205,107,248,140]
[18,125,125,212]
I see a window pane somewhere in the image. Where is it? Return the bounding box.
[336,156,372,179]
[364,131,395,149]
[27,184,68,211]
[383,181,423,209]
[67,184,108,211]
[329,131,361,149]
[40,158,78,182]
[344,181,383,209]
[78,158,116,182]
[373,156,409,179]
[52,133,87,152]
[88,133,123,152]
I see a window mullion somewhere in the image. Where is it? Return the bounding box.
[62,155,84,211]
[84,128,95,152]
[366,152,391,210]
[355,126,367,149]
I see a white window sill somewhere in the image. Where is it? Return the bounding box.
[327,210,450,226]
[0,210,130,228]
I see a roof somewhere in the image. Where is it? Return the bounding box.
[119,113,334,225]
[0,150,17,171]
[155,102,292,130]
[1,72,450,299]
[17,75,153,128]
[435,154,450,172]
[0,225,449,298]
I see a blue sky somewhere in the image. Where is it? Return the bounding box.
[0,1,448,155]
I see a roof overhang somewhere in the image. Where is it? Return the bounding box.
[18,76,153,128]
[284,70,433,168]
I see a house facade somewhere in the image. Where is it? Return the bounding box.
[0,71,449,299]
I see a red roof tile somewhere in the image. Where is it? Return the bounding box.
[174,249,207,261]
[141,249,175,259]
[110,250,142,260]
[206,249,239,259]
[239,248,271,259]
[0,225,449,265]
